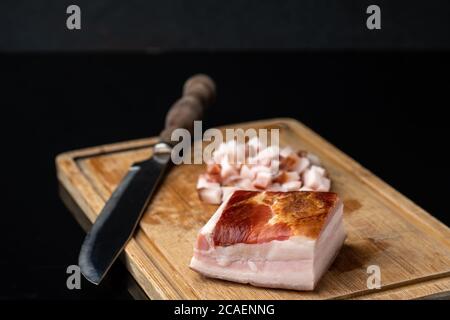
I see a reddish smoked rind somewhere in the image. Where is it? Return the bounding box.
[226,190,256,206]
[213,202,291,246]
[212,190,340,246]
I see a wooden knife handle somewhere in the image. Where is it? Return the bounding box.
[159,74,216,146]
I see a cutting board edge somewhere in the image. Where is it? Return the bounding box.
[55,117,450,300]
[351,275,450,300]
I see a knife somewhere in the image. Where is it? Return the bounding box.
[78,74,216,284]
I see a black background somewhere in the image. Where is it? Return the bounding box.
[1,0,450,302]
[1,52,449,299]
[2,0,450,50]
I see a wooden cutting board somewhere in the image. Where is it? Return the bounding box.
[56,118,450,300]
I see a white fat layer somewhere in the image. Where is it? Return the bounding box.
[195,236,316,263]
[190,216,345,291]
[190,257,315,290]
[313,220,346,282]
[191,199,347,290]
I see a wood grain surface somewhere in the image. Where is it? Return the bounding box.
[56,118,450,299]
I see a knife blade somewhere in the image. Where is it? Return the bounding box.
[78,74,216,284]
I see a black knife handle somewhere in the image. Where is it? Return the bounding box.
[159,74,216,146]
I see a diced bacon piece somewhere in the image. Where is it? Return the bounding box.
[197,140,329,205]
[212,143,227,163]
[247,136,263,157]
[206,163,221,175]
[285,171,300,182]
[197,174,221,190]
[280,152,301,171]
[197,174,209,189]
[229,143,246,166]
[297,150,308,158]
[240,165,256,180]
[307,153,321,166]
[267,183,283,191]
[254,146,280,166]
[222,175,241,186]
[311,165,326,176]
[273,171,287,184]
[212,152,224,164]
[237,178,253,190]
[246,156,258,166]
[190,191,346,290]
[220,159,239,179]
[273,171,300,184]
[224,140,242,164]
[269,159,280,175]
[198,187,222,205]
[293,157,310,174]
[316,177,331,192]
[250,165,272,175]
[206,173,221,183]
[258,157,272,167]
[303,166,327,190]
[253,171,272,189]
[302,166,330,192]
[282,180,302,191]
[280,146,294,158]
